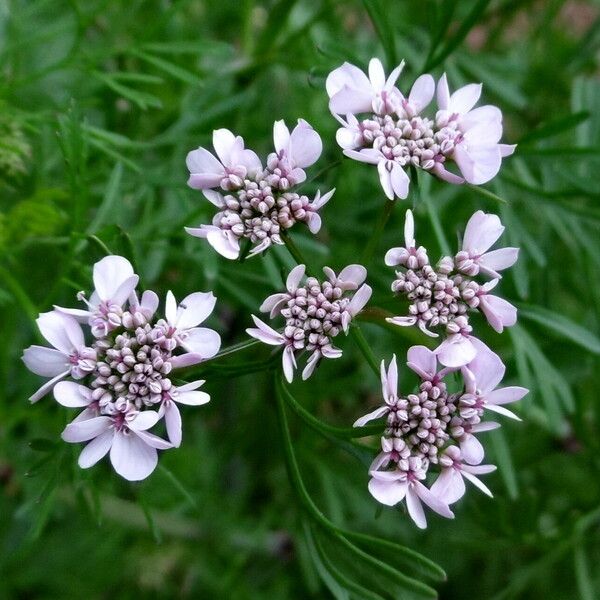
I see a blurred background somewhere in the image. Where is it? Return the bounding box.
[1,0,600,598]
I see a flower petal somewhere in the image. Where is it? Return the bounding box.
[53,381,92,407]
[78,430,114,468]
[286,264,306,293]
[110,431,158,481]
[289,119,322,168]
[449,83,482,114]
[368,476,407,506]
[62,416,112,443]
[22,345,69,377]
[246,315,285,346]
[407,345,437,380]
[353,405,389,427]
[486,386,528,406]
[175,292,217,330]
[93,255,136,302]
[36,311,84,355]
[408,74,435,113]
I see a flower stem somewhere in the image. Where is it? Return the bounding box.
[280,231,316,276]
[360,198,395,265]
[278,377,382,439]
[349,324,380,378]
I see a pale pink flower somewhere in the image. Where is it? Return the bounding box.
[247,264,372,382]
[53,381,101,422]
[353,355,400,427]
[435,73,516,185]
[431,446,496,504]
[368,457,454,529]
[326,58,405,116]
[22,311,96,403]
[461,341,528,423]
[62,410,172,481]
[476,280,518,333]
[268,119,323,188]
[164,290,221,367]
[157,380,210,447]
[57,255,139,337]
[186,129,262,190]
[455,211,519,278]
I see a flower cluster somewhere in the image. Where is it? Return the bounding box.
[185,121,333,259]
[385,209,518,368]
[247,265,372,381]
[22,256,221,480]
[326,58,515,199]
[355,344,527,528]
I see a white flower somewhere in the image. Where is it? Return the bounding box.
[62,410,172,481]
[57,255,139,337]
[455,210,519,278]
[186,129,262,190]
[326,58,405,116]
[436,73,516,184]
[247,265,372,382]
[22,311,96,403]
[368,458,454,529]
[164,290,221,367]
[157,380,210,447]
[431,446,496,504]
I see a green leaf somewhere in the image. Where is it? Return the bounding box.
[361,0,397,67]
[517,304,600,355]
[574,544,595,600]
[86,162,123,234]
[131,49,202,86]
[425,0,492,70]
[91,71,163,110]
[518,111,590,144]
[489,429,519,500]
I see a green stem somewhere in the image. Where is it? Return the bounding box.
[360,198,395,265]
[0,265,39,330]
[349,325,380,378]
[213,337,262,360]
[280,231,316,276]
[278,377,382,440]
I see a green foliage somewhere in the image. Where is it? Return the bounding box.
[1,0,599,598]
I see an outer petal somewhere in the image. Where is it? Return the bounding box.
[28,371,70,403]
[390,163,410,199]
[206,229,240,260]
[353,405,389,427]
[336,264,367,288]
[93,256,136,302]
[464,338,505,394]
[246,315,285,346]
[36,311,84,355]
[462,470,494,497]
[408,74,435,113]
[431,468,466,504]
[180,327,221,359]
[212,129,238,165]
[301,350,320,381]
[463,211,504,254]
[406,487,427,529]
[175,292,217,330]
[22,346,68,377]
[53,381,92,408]
[407,345,437,380]
[486,386,528,406]
[78,430,114,468]
[163,402,182,448]
[368,476,408,506]
[479,295,517,333]
[478,248,519,277]
[435,335,477,368]
[289,119,322,168]
[273,120,290,154]
[377,161,395,199]
[454,143,502,185]
[347,284,372,317]
[62,416,112,443]
[325,62,371,97]
[368,58,386,91]
[330,87,374,115]
[414,481,455,519]
[286,264,306,293]
[176,390,211,406]
[110,432,158,481]
[436,73,451,110]
[283,345,297,383]
[449,83,482,114]
[460,434,485,465]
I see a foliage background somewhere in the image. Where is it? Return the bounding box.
[1,0,600,598]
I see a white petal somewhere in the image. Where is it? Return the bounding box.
[181,327,221,360]
[212,128,238,165]
[414,481,455,519]
[246,316,285,346]
[62,416,112,443]
[176,390,210,406]
[368,477,407,506]
[408,74,435,113]
[129,411,160,431]
[93,255,136,302]
[436,73,451,110]
[347,284,372,316]
[78,430,114,468]
[22,346,69,377]
[377,161,394,199]
[407,345,437,380]
[175,292,217,330]
[165,290,177,326]
[289,119,322,168]
[36,311,84,355]
[28,370,70,403]
[404,209,415,248]
[110,431,158,481]
[273,120,290,154]
[462,470,494,497]
[368,58,386,91]
[449,83,482,114]
[406,487,427,528]
[53,381,92,407]
[283,345,297,382]
[353,405,389,427]
[286,264,306,293]
[186,146,223,175]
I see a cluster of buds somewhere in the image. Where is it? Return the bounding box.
[22,256,221,481]
[326,58,515,199]
[355,344,527,528]
[385,210,519,367]
[185,121,333,259]
[247,265,372,381]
